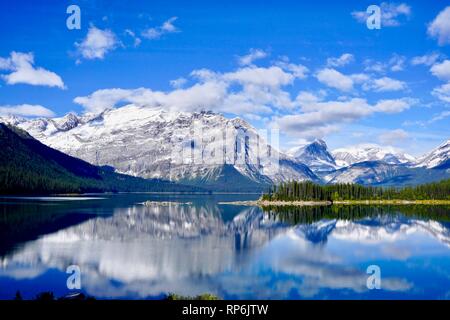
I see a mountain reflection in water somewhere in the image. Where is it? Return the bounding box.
[0,195,450,300]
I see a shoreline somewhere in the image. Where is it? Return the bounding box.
[219,199,450,206]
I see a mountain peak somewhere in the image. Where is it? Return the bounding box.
[311,138,327,148]
[332,144,415,167]
[0,114,27,126]
[9,106,320,189]
[52,112,81,131]
[415,138,450,169]
[291,139,337,173]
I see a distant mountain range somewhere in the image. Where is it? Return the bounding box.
[0,123,201,194]
[1,106,449,191]
[291,139,450,185]
[332,144,415,167]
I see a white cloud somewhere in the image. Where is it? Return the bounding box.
[350,73,370,84]
[432,82,450,102]
[0,52,65,88]
[364,60,387,73]
[74,82,226,114]
[276,97,413,139]
[190,68,218,82]
[142,17,179,39]
[238,49,268,66]
[0,57,11,70]
[406,108,450,126]
[389,54,406,71]
[125,29,141,47]
[224,66,295,88]
[295,91,322,107]
[351,2,411,27]
[364,54,406,74]
[161,17,178,32]
[315,68,354,91]
[364,77,407,92]
[427,6,450,46]
[0,104,55,117]
[429,110,450,123]
[74,65,300,114]
[326,53,354,68]
[76,26,118,60]
[411,53,442,66]
[430,60,450,80]
[276,98,370,139]
[374,98,413,113]
[379,129,409,145]
[72,58,415,142]
[73,88,136,113]
[170,77,187,88]
[276,60,309,79]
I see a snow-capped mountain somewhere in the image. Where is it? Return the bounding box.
[0,105,319,189]
[325,161,402,185]
[414,139,450,169]
[326,141,450,185]
[325,161,450,185]
[289,139,338,173]
[2,106,449,188]
[332,144,415,167]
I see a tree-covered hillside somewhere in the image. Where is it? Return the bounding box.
[0,124,201,194]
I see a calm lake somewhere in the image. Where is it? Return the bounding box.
[1,193,450,300]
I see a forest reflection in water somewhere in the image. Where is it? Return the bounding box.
[0,195,450,299]
[262,204,450,225]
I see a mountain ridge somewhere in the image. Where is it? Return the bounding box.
[1,107,449,188]
[0,105,320,189]
[289,139,338,174]
[0,123,202,194]
[332,143,415,167]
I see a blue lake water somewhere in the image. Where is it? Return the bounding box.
[0,193,449,300]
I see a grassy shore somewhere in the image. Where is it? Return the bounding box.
[219,199,450,207]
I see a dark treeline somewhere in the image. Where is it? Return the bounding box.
[261,179,450,201]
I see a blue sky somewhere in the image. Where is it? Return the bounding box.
[0,0,449,155]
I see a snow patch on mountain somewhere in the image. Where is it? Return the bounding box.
[414,139,450,169]
[289,139,338,173]
[332,144,415,167]
[0,105,319,186]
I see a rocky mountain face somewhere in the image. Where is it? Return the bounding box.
[290,139,338,174]
[0,105,319,191]
[325,161,450,185]
[414,139,450,169]
[324,142,449,185]
[332,144,415,167]
[0,123,199,194]
[1,106,449,188]
[291,140,449,185]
